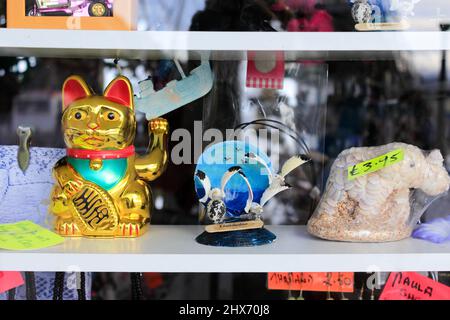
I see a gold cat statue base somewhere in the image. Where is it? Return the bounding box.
[50,75,169,238]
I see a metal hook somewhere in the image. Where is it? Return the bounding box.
[114,58,123,75]
[17,126,32,174]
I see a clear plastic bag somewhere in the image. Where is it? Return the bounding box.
[201,61,329,225]
[307,142,450,242]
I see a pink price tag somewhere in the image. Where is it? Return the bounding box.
[380,272,450,300]
[0,271,24,294]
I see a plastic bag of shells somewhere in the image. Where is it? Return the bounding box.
[307,142,450,242]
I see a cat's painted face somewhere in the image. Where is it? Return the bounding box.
[61,76,136,150]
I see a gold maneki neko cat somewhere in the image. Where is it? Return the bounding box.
[50,75,169,238]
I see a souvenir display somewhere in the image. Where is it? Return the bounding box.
[413,215,450,244]
[135,58,213,120]
[194,140,307,247]
[349,0,421,31]
[49,75,169,238]
[4,0,450,304]
[307,143,450,242]
[26,0,113,17]
[7,0,136,30]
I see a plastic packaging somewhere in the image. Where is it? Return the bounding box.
[202,61,329,225]
[307,142,450,242]
[0,145,92,300]
[412,215,450,244]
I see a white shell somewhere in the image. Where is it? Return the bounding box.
[351,1,373,24]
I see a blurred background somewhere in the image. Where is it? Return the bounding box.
[0,0,449,300]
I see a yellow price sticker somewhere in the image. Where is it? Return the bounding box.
[0,221,64,251]
[347,149,404,180]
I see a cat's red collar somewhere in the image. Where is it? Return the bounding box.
[67,146,135,159]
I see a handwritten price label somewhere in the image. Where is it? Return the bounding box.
[268,272,354,292]
[380,272,450,300]
[0,272,24,294]
[347,149,404,180]
[0,221,64,251]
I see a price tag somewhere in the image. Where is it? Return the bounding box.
[246,51,285,90]
[268,272,354,293]
[0,272,24,294]
[0,221,64,251]
[347,149,404,180]
[380,272,450,300]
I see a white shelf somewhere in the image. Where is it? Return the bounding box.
[0,30,448,60]
[1,225,449,272]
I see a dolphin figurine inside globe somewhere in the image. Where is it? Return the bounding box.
[194,140,307,247]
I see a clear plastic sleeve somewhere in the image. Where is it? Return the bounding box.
[307,142,450,242]
[201,61,329,225]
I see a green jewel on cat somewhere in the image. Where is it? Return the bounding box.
[67,157,128,191]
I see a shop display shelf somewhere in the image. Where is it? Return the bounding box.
[1,225,449,273]
[0,29,448,60]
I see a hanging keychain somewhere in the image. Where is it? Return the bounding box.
[287,289,305,300]
[326,278,334,301]
[287,290,296,300]
[358,284,365,300]
[326,290,334,300]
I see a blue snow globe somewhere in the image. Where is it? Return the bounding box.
[194,140,307,247]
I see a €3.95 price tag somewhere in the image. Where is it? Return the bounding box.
[347,149,404,181]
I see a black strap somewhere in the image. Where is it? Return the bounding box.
[8,288,16,300]
[53,272,65,301]
[25,272,36,300]
[77,272,86,300]
[130,273,144,300]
